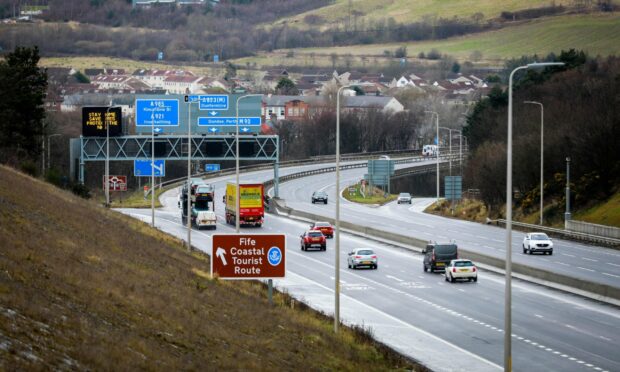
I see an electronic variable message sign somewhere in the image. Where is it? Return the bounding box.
[212,234,286,279]
[82,106,122,137]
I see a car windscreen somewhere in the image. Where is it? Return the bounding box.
[454,261,473,267]
[196,186,213,193]
[315,222,330,227]
[308,232,323,237]
[399,193,410,197]
[435,245,457,254]
[357,250,374,255]
[531,234,549,240]
[314,192,326,196]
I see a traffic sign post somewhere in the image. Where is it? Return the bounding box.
[212,234,286,279]
[134,159,165,177]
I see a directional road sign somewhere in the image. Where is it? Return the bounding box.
[103,175,127,191]
[205,164,220,172]
[134,159,165,177]
[197,117,261,126]
[136,99,179,127]
[212,234,286,279]
[444,176,463,201]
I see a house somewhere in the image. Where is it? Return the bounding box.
[91,75,150,91]
[162,75,206,94]
[262,95,404,122]
[132,69,195,89]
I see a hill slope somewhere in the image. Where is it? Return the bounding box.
[0,165,417,370]
[238,13,620,67]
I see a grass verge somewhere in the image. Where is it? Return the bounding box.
[0,164,423,370]
[343,184,397,205]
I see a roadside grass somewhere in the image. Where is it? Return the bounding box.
[343,184,397,205]
[101,185,170,208]
[573,191,620,228]
[0,164,422,370]
[237,13,620,67]
[424,198,489,223]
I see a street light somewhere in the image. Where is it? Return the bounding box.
[505,61,564,372]
[335,84,351,333]
[47,133,61,170]
[235,94,263,233]
[524,100,545,225]
[565,156,571,229]
[439,126,452,177]
[187,98,196,251]
[424,110,440,204]
[105,101,115,207]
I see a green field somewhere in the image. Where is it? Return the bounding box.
[272,0,574,29]
[238,13,620,67]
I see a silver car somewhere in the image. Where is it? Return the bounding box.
[522,232,554,255]
[397,192,412,204]
[347,248,378,269]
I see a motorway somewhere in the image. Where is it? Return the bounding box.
[120,162,620,371]
[275,164,620,289]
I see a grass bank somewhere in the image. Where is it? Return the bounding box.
[343,184,397,205]
[0,165,422,370]
[237,13,620,67]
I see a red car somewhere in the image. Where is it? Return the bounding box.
[310,222,334,238]
[300,230,326,251]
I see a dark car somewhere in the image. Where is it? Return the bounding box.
[300,230,326,251]
[311,191,328,204]
[423,241,458,272]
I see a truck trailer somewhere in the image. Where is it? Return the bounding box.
[181,180,217,230]
[224,182,264,227]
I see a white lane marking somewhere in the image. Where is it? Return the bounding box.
[562,253,576,258]
[599,336,611,341]
[602,272,620,278]
[606,262,620,268]
[581,257,598,262]
[535,314,544,318]
[492,239,503,243]
[284,270,503,370]
[554,261,571,266]
[386,275,404,282]
[577,267,595,272]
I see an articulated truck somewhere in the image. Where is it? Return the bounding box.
[181,179,217,230]
[224,182,264,227]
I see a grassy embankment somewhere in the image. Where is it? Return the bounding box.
[0,165,421,370]
[236,13,620,67]
[425,190,620,228]
[273,0,574,29]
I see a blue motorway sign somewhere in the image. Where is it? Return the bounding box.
[136,99,179,127]
[197,117,261,126]
[134,159,166,177]
[197,95,228,110]
[205,164,220,172]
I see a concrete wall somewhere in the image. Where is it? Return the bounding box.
[567,220,620,239]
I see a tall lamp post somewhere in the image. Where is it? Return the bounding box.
[235,94,263,233]
[565,156,571,229]
[505,62,564,372]
[524,100,545,225]
[439,126,453,177]
[105,101,115,207]
[335,84,351,333]
[187,98,196,251]
[424,110,440,204]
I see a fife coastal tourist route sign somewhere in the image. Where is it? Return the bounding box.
[212,234,286,279]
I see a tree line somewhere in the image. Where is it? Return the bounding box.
[464,50,620,219]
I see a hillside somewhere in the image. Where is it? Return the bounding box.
[0,165,418,370]
[272,0,576,29]
[237,13,620,67]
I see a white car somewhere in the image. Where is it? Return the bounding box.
[397,192,412,204]
[445,259,478,283]
[522,232,554,255]
[347,248,378,269]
